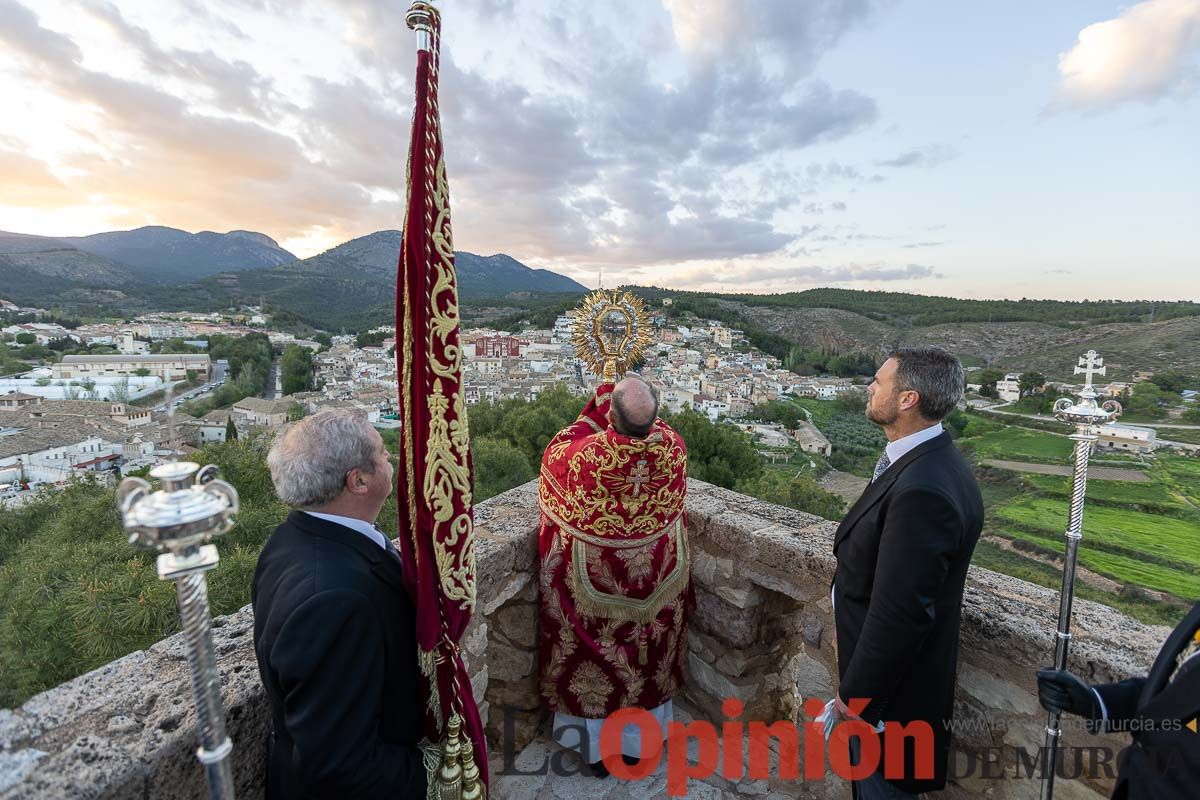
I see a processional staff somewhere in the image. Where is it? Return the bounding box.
[117,457,240,800]
[1040,350,1122,800]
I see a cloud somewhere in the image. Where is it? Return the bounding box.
[877,144,958,168]
[902,240,945,249]
[0,0,882,265]
[668,260,942,289]
[1053,0,1200,110]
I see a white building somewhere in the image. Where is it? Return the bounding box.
[712,325,733,349]
[52,354,211,382]
[996,373,1022,403]
[1098,423,1156,454]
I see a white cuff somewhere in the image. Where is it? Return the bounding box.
[1092,687,1108,729]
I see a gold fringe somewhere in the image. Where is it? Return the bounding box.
[419,647,444,730]
[569,520,689,624]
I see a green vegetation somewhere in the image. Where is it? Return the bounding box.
[970,541,1185,627]
[1019,474,1180,513]
[628,286,1200,327]
[0,441,290,707]
[783,348,875,378]
[958,425,1074,463]
[749,394,886,477]
[0,341,31,375]
[995,497,1200,569]
[280,344,314,395]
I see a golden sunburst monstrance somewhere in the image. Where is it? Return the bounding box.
[570,289,655,383]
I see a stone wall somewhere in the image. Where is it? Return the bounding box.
[0,480,1168,799]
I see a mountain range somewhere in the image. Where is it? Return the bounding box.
[0,226,587,328]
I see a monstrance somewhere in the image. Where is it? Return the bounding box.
[570,289,655,382]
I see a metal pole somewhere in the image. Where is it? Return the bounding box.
[1039,350,1120,800]
[175,564,236,799]
[1040,432,1094,799]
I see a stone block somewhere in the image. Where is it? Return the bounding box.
[688,651,763,705]
[1,735,144,800]
[799,611,825,649]
[488,641,537,684]
[715,582,766,610]
[463,621,489,661]
[742,563,812,603]
[481,572,533,616]
[471,665,490,708]
[492,601,538,649]
[692,586,760,649]
[487,672,541,712]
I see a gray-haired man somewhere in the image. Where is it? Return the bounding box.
[253,410,426,799]
[831,347,983,798]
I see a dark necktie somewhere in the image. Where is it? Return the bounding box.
[871,450,892,483]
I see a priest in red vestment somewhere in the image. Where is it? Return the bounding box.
[537,375,691,774]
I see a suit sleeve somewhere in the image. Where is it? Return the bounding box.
[270,588,426,799]
[838,488,962,725]
[1093,677,1147,732]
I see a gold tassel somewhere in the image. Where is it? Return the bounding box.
[437,715,464,800]
[460,729,485,800]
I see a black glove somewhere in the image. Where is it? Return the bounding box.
[1036,668,1100,720]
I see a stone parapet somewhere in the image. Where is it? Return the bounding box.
[0,479,1167,799]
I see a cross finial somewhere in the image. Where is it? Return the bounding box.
[1073,349,1105,390]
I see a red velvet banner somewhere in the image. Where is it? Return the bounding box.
[395,3,487,785]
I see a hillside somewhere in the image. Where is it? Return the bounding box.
[626,287,1200,379]
[0,231,138,305]
[62,226,296,283]
[0,228,585,330]
[288,231,586,295]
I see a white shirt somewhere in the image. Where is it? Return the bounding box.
[881,421,944,474]
[304,511,389,551]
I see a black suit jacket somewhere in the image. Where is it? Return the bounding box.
[251,510,427,799]
[1094,601,1200,800]
[832,431,983,794]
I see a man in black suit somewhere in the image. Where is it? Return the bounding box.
[254,410,426,799]
[831,346,983,798]
[1037,601,1200,798]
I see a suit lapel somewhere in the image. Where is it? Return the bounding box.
[833,432,952,556]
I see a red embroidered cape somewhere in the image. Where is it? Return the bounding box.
[537,384,691,719]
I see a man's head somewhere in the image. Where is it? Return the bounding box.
[609,376,660,438]
[866,347,964,433]
[267,410,394,521]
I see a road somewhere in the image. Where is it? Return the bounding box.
[262,358,281,399]
[153,359,229,413]
[982,459,1150,481]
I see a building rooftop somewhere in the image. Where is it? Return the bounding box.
[58,354,210,363]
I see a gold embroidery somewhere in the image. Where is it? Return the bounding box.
[615,542,656,588]
[569,662,614,718]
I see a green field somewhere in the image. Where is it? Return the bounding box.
[971,541,1188,627]
[960,426,1076,463]
[1019,474,1182,512]
[996,496,1200,569]
[994,527,1200,600]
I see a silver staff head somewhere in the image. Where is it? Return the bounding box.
[406,1,436,52]
[117,462,239,555]
[1053,350,1122,428]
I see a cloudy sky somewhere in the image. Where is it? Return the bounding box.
[1,0,1198,300]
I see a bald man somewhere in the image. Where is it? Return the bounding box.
[536,377,691,777]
